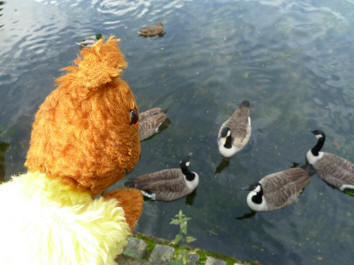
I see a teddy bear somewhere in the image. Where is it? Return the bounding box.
[0,37,144,265]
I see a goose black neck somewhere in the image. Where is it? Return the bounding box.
[311,135,325,156]
[181,164,195,181]
[224,134,232,149]
[252,184,263,204]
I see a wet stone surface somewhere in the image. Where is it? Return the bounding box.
[148,244,175,265]
[205,256,227,265]
[187,253,201,265]
[123,237,147,259]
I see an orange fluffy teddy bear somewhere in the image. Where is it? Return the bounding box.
[0,37,143,265]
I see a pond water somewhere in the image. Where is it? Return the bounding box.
[1,0,354,264]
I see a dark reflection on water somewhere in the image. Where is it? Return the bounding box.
[185,188,197,206]
[236,210,256,220]
[1,0,354,265]
[0,140,9,182]
[215,157,230,175]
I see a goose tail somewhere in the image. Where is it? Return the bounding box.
[301,163,316,176]
[161,107,168,113]
[124,180,136,188]
[291,161,316,176]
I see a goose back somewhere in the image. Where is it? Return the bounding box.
[138,108,168,141]
[312,152,354,191]
[260,168,310,210]
[129,168,197,201]
[219,105,251,149]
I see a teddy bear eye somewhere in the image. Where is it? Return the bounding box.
[129,109,139,125]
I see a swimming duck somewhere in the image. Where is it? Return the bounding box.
[217,100,251,158]
[139,107,168,141]
[306,130,354,191]
[245,166,310,211]
[138,22,164,37]
[76,34,103,48]
[124,157,199,202]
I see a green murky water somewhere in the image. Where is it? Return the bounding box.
[1,1,354,264]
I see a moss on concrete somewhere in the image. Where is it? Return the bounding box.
[132,232,260,265]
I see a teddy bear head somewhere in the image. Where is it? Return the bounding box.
[25,37,141,196]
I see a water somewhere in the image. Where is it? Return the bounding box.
[1,0,354,264]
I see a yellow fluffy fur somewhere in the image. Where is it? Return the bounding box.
[0,172,130,265]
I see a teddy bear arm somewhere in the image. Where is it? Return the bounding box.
[103,188,143,231]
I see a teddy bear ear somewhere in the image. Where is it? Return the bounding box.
[56,36,127,98]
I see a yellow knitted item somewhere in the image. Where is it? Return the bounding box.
[0,172,130,265]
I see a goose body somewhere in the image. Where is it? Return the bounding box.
[125,158,199,201]
[138,107,168,141]
[306,130,354,191]
[138,22,164,37]
[218,100,251,158]
[246,167,310,211]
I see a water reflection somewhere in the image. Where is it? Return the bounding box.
[214,157,230,175]
[236,210,256,220]
[185,188,197,206]
[0,141,9,183]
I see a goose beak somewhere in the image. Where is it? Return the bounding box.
[179,156,191,167]
[311,129,324,136]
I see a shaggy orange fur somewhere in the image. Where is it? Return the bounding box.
[25,37,141,197]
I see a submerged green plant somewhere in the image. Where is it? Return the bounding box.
[170,210,196,265]
[344,189,354,197]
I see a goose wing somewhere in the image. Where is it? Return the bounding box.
[315,152,354,190]
[223,106,250,147]
[139,108,164,120]
[139,108,168,140]
[261,168,310,209]
[131,168,185,192]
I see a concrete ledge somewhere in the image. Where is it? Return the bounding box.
[123,237,147,259]
[187,253,201,265]
[149,244,175,264]
[117,233,260,265]
[205,256,227,265]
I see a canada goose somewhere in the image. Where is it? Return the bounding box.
[138,22,164,37]
[139,107,168,141]
[217,100,251,158]
[306,130,354,191]
[76,34,103,48]
[124,157,199,201]
[245,167,310,211]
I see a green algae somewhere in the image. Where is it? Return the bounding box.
[133,232,259,265]
[133,233,156,259]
